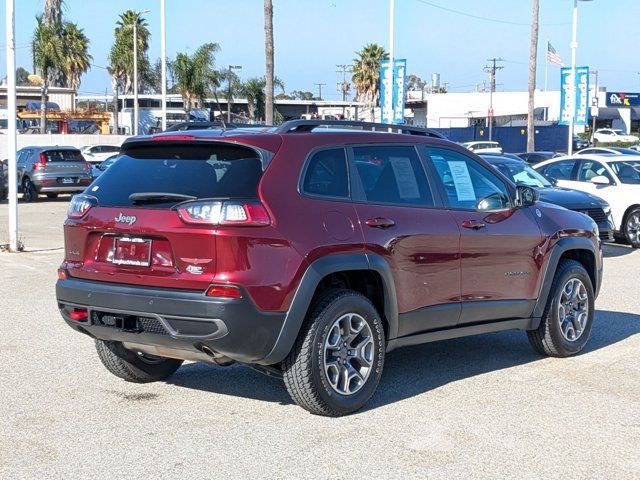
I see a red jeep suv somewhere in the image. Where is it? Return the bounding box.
[57,120,602,416]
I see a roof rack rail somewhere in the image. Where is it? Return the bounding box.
[274,119,446,139]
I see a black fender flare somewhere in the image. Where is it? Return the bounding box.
[257,253,398,365]
[532,236,600,319]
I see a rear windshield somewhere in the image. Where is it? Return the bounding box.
[87,143,262,208]
[45,150,84,162]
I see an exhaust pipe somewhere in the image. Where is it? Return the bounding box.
[200,345,235,366]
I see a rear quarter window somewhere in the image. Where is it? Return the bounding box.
[301,148,349,198]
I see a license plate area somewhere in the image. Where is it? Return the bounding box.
[60,177,76,184]
[112,237,152,266]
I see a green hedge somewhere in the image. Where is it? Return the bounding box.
[594,141,639,148]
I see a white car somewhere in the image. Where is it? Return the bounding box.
[592,129,639,144]
[80,144,121,163]
[577,147,639,156]
[461,141,503,154]
[534,154,640,247]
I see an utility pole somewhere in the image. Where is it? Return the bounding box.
[483,57,504,141]
[314,83,326,100]
[591,69,598,136]
[336,64,352,102]
[160,0,167,131]
[5,0,18,252]
[227,65,242,123]
[527,0,539,153]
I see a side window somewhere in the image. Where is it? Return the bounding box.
[351,145,434,206]
[302,148,349,198]
[538,160,577,180]
[21,150,32,164]
[427,147,511,211]
[577,160,614,183]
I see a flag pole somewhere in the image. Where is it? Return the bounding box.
[544,39,549,92]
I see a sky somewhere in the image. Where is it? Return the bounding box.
[0,0,639,99]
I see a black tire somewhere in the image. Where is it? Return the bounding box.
[95,340,183,383]
[46,193,58,199]
[21,177,38,202]
[623,207,640,248]
[282,289,385,417]
[0,186,6,201]
[527,259,595,357]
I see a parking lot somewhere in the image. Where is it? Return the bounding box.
[1,198,639,479]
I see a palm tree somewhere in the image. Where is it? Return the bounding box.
[61,22,92,91]
[32,15,63,133]
[352,43,388,121]
[109,10,151,95]
[239,76,285,122]
[44,0,63,26]
[264,0,274,125]
[169,43,220,121]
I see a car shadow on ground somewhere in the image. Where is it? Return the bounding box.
[166,309,640,410]
[602,243,636,258]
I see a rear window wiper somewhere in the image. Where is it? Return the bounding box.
[128,192,197,203]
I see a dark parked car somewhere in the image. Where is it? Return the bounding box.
[574,135,589,151]
[16,146,92,202]
[482,154,614,242]
[0,159,7,200]
[57,120,602,416]
[517,151,562,164]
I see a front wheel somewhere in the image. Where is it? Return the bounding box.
[282,289,385,416]
[624,207,640,248]
[95,340,183,383]
[527,260,595,357]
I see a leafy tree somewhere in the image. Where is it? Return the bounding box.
[291,90,317,101]
[169,43,221,121]
[16,67,31,86]
[352,43,388,120]
[406,74,426,92]
[32,15,63,132]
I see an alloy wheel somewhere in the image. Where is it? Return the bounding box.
[626,213,640,246]
[557,278,589,342]
[323,313,374,396]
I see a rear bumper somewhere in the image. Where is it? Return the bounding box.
[56,277,286,364]
[37,185,88,193]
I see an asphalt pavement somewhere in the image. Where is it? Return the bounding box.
[1,198,639,479]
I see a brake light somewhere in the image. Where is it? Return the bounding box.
[32,153,47,170]
[57,268,67,280]
[85,162,92,171]
[205,284,242,299]
[176,201,270,226]
[68,194,97,219]
[152,134,196,141]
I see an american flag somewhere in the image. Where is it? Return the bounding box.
[547,42,565,67]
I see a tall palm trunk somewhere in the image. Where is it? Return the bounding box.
[40,83,48,134]
[527,0,539,152]
[112,76,119,135]
[264,0,274,125]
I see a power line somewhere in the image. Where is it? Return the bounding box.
[414,0,569,27]
[483,57,504,141]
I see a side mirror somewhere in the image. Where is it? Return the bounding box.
[545,175,558,186]
[515,185,539,208]
[590,175,610,185]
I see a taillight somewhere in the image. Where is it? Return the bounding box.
[205,284,242,298]
[85,162,92,171]
[68,194,97,219]
[176,200,271,226]
[32,153,47,170]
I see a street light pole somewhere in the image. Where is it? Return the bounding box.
[133,9,150,136]
[160,0,167,131]
[227,65,242,123]
[388,0,395,123]
[5,0,18,252]
[133,20,138,135]
[567,0,592,155]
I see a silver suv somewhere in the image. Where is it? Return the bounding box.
[16,146,92,202]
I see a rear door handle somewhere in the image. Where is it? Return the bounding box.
[365,217,396,229]
[461,219,486,230]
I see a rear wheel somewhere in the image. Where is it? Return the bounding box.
[21,178,38,202]
[624,207,640,248]
[95,340,183,383]
[282,289,385,416]
[527,260,595,357]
